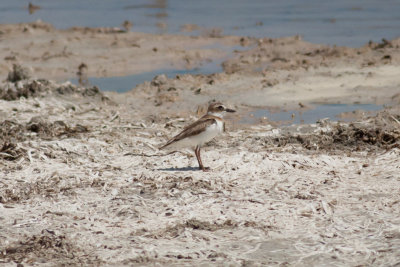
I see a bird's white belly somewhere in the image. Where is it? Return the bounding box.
[170,120,223,149]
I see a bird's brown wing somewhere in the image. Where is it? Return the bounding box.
[160,116,217,149]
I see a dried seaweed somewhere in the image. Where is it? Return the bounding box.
[0,118,89,144]
[0,77,105,101]
[6,64,30,83]
[0,231,101,265]
[26,117,89,140]
[262,116,400,152]
[0,142,26,161]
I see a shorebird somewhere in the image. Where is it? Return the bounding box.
[160,102,236,171]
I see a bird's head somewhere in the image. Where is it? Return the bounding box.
[207,102,236,118]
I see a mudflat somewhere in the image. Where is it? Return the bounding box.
[1,22,400,266]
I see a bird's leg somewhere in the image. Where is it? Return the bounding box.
[195,146,202,170]
[195,146,210,172]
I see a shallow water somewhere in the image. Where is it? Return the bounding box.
[70,65,220,93]
[68,44,242,92]
[248,104,383,125]
[1,0,400,47]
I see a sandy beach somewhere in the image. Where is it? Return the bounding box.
[1,22,400,266]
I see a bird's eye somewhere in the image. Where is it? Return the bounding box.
[218,106,224,110]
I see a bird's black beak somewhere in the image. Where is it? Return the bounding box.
[226,108,236,113]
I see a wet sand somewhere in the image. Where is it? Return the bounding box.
[1,22,400,266]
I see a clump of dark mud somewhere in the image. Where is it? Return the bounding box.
[0,230,101,265]
[262,110,400,152]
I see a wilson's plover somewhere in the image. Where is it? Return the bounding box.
[160,102,236,171]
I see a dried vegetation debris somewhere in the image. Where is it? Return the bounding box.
[0,120,26,143]
[0,80,47,101]
[0,230,100,265]
[25,116,89,140]
[152,219,238,239]
[0,172,85,204]
[0,142,26,161]
[222,36,400,73]
[6,64,31,83]
[0,76,103,162]
[0,79,105,101]
[150,218,272,240]
[1,66,106,101]
[0,20,54,34]
[0,117,89,163]
[0,117,88,143]
[260,111,400,152]
[0,120,27,161]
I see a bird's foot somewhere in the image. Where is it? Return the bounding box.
[200,166,210,172]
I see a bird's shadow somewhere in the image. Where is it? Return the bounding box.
[157,166,199,172]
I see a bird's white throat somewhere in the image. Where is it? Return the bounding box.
[207,111,224,118]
